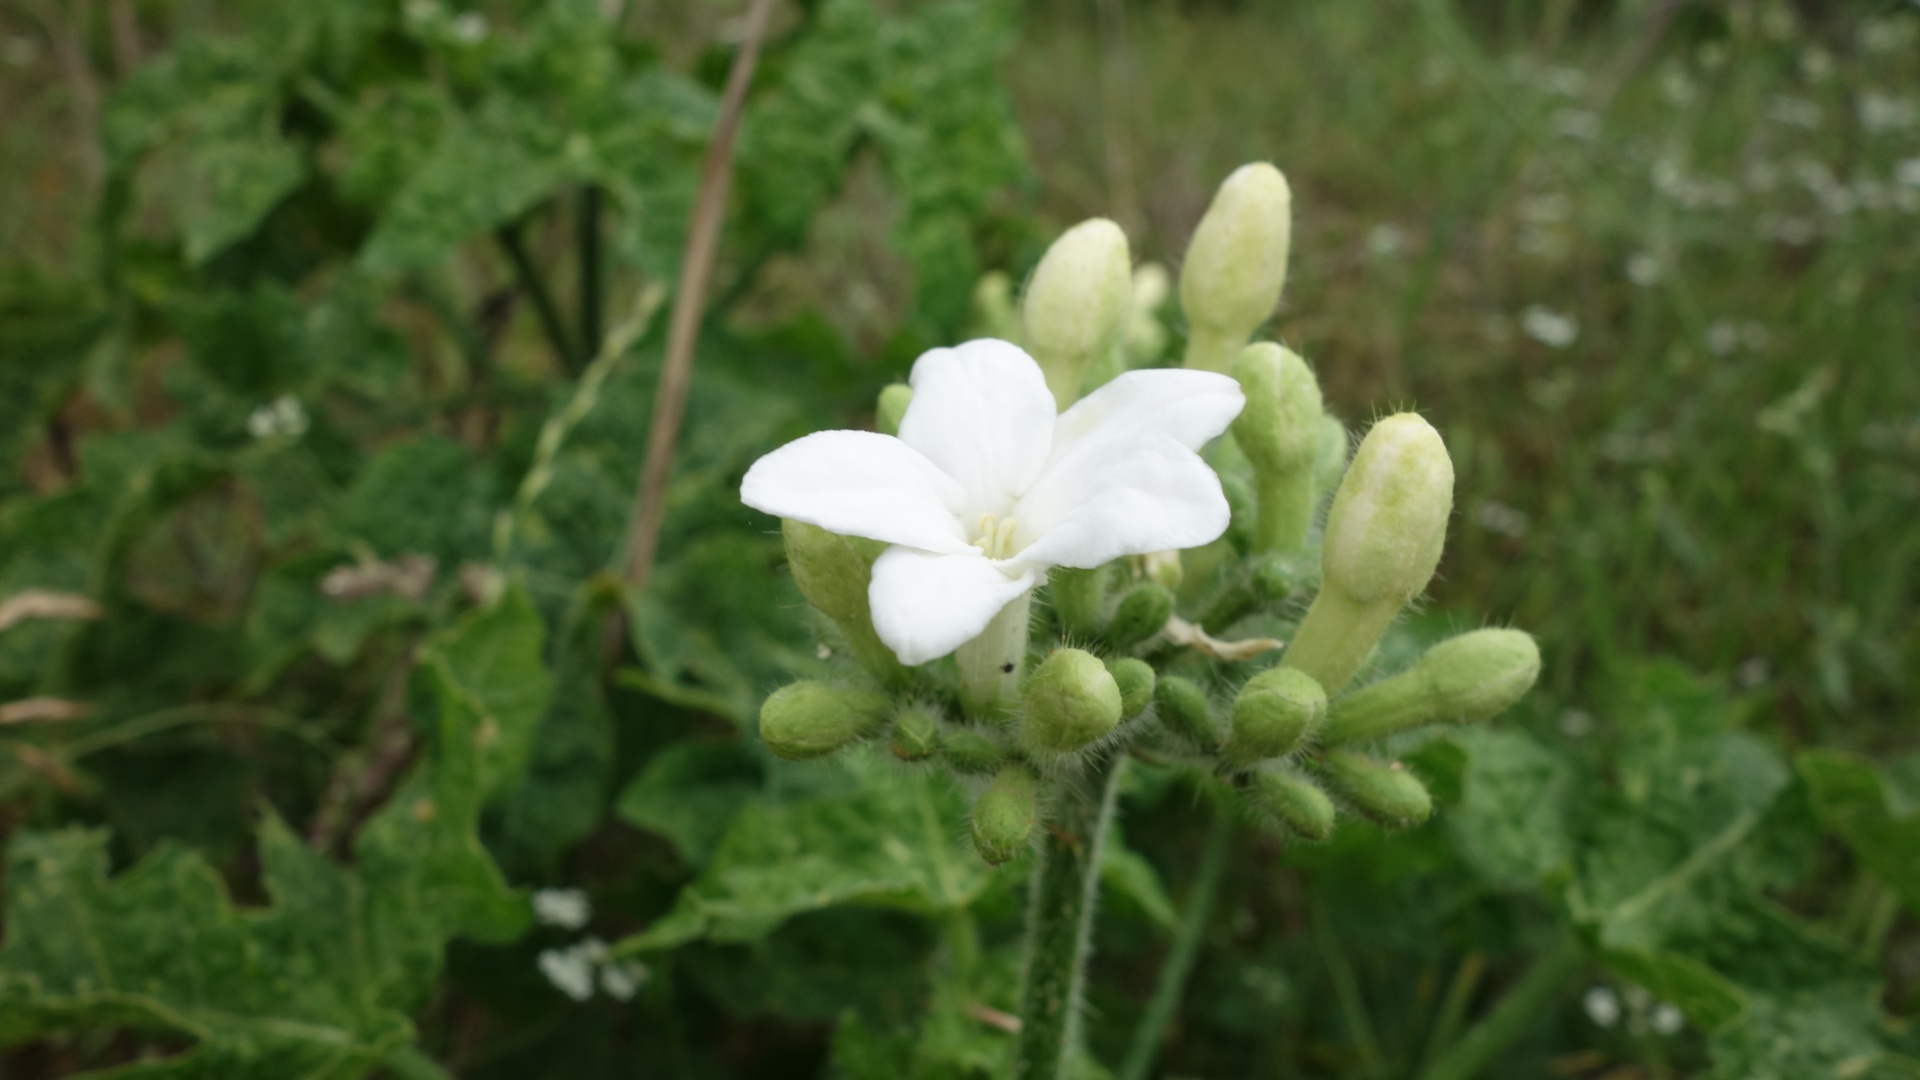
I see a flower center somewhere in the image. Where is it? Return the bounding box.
[974,513,1020,560]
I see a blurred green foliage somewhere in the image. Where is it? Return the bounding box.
[0,0,1914,1077]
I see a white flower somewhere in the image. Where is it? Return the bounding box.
[1521,306,1578,349]
[741,339,1243,665]
[1583,985,1621,1028]
[532,887,591,930]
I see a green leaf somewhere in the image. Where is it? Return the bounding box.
[1100,829,1178,931]
[1797,749,1920,914]
[1444,728,1575,890]
[617,751,987,953]
[614,740,764,868]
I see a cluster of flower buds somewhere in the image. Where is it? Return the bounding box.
[747,161,1540,866]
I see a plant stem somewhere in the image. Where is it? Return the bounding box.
[1416,937,1583,1080]
[1181,325,1244,374]
[1253,464,1314,555]
[957,591,1033,719]
[1015,750,1126,1080]
[1281,587,1397,697]
[577,184,603,355]
[495,221,580,373]
[1312,899,1384,1079]
[1117,807,1233,1080]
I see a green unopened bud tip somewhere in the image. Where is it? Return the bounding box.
[1106,657,1156,720]
[1226,667,1326,766]
[1105,582,1173,651]
[759,681,890,760]
[1244,769,1336,842]
[942,726,1009,775]
[1020,648,1124,757]
[972,764,1040,864]
[1023,218,1133,407]
[1321,413,1454,607]
[1181,163,1293,372]
[1154,674,1222,750]
[1319,751,1432,828]
[876,384,913,437]
[890,704,941,762]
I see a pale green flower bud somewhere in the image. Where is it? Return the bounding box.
[1022,218,1134,407]
[1230,344,1324,553]
[942,726,1009,775]
[1322,629,1541,745]
[972,763,1040,864]
[972,270,1021,342]
[782,520,908,686]
[1180,163,1293,373]
[1105,582,1173,651]
[1318,751,1432,828]
[890,704,942,761]
[1143,550,1183,593]
[1225,667,1326,767]
[1106,657,1156,720]
[876,383,912,437]
[759,681,890,760]
[1244,768,1335,842]
[1153,675,1222,750]
[1313,413,1349,499]
[1049,565,1108,640]
[1020,648,1124,758]
[1284,413,1454,695]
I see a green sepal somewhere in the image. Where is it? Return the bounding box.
[1105,582,1173,651]
[1243,768,1336,841]
[1106,658,1156,720]
[971,764,1041,865]
[1020,649,1124,759]
[1225,667,1326,767]
[758,681,891,761]
[889,704,942,762]
[1318,750,1432,827]
[1154,675,1222,750]
[941,727,1010,776]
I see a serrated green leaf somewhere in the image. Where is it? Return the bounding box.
[614,740,764,868]
[1445,728,1575,890]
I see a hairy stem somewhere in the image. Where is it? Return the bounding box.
[1117,807,1233,1080]
[1015,751,1126,1080]
[1282,587,1398,697]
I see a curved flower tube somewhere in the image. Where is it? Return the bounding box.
[741,339,1244,665]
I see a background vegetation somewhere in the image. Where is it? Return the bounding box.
[0,0,1914,1077]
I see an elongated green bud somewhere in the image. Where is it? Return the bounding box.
[759,681,890,760]
[1314,413,1349,498]
[1105,582,1173,651]
[1023,218,1133,407]
[1180,163,1292,373]
[1231,344,1323,554]
[1244,769,1335,842]
[1106,658,1156,720]
[1020,648,1123,758]
[1196,551,1305,634]
[890,704,942,761]
[876,383,913,437]
[1284,414,1454,695]
[972,270,1021,342]
[1050,565,1108,640]
[972,764,1040,864]
[1225,667,1326,767]
[1154,675,1222,750]
[1323,629,1541,744]
[942,727,1009,775]
[783,520,907,686]
[1319,751,1432,827]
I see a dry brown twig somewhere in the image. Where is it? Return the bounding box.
[0,589,103,633]
[0,697,94,725]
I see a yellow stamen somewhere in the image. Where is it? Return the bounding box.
[975,513,1020,560]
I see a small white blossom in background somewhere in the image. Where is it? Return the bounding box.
[1560,710,1594,738]
[533,887,592,930]
[1896,158,1920,189]
[1365,223,1406,259]
[538,937,646,1003]
[247,395,309,440]
[1584,985,1622,1028]
[2,36,38,67]
[538,942,599,1002]
[1767,95,1822,129]
[1550,108,1600,140]
[1737,656,1771,690]
[1800,47,1833,82]
[1660,69,1695,106]
[1651,1002,1686,1036]
[1521,306,1578,349]
[1862,17,1917,54]
[599,959,650,1002]
[1626,253,1662,287]
[1860,92,1918,133]
[1474,500,1529,540]
[450,11,490,43]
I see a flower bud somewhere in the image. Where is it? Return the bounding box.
[1283,414,1454,695]
[890,704,942,762]
[1154,675,1222,750]
[759,681,890,760]
[1313,413,1349,498]
[1020,648,1124,758]
[1023,218,1134,407]
[1105,582,1173,651]
[1143,549,1183,592]
[1225,667,1326,767]
[783,520,908,686]
[1321,629,1540,745]
[1318,751,1432,828]
[971,270,1021,342]
[1050,565,1109,639]
[876,383,912,437]
[1106,657,1156,720]
[972,764,1040,864]
[1231,344,1324,553]
[1180,163,1293,373]
[1244,768,1335,842]
[942,726,1009,775]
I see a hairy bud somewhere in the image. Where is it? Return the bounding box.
[971,270,1021,343]
[1319,751,1432,828]
[1180,163,1293,373]
[1225,667,1326,767]
[972,764,1040,864]
[783,520,907,686]
[1313,413,1349,498]
[890,704,942,762]
[1244,768,1336,842]
[1231,344,1325,553]
[759,681,890,760]
[942,727,1009,776]
[876,383,913,437]
[1284,413,1454,694]
[1105,582,1173,651]
[1106,657,1156,720]
[1322,629,1541,744]
[1154,675,1222,750]
[1020,648,1124,758]
[1023,218,1133,407]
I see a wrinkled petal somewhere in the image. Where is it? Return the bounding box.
[899,339,1056,520]
[869,547,1040,665]
[740,431,974,554]
[1052,367,1244,458]
[1009,430,1231,571]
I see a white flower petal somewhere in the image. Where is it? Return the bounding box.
[899,339,1057,519]
[1052,367,1244,456]
[740,430,974,554]
[1010,430,1231,571]
[869,547,1040,665]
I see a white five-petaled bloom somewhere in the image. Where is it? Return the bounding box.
[742,340,1244,665]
